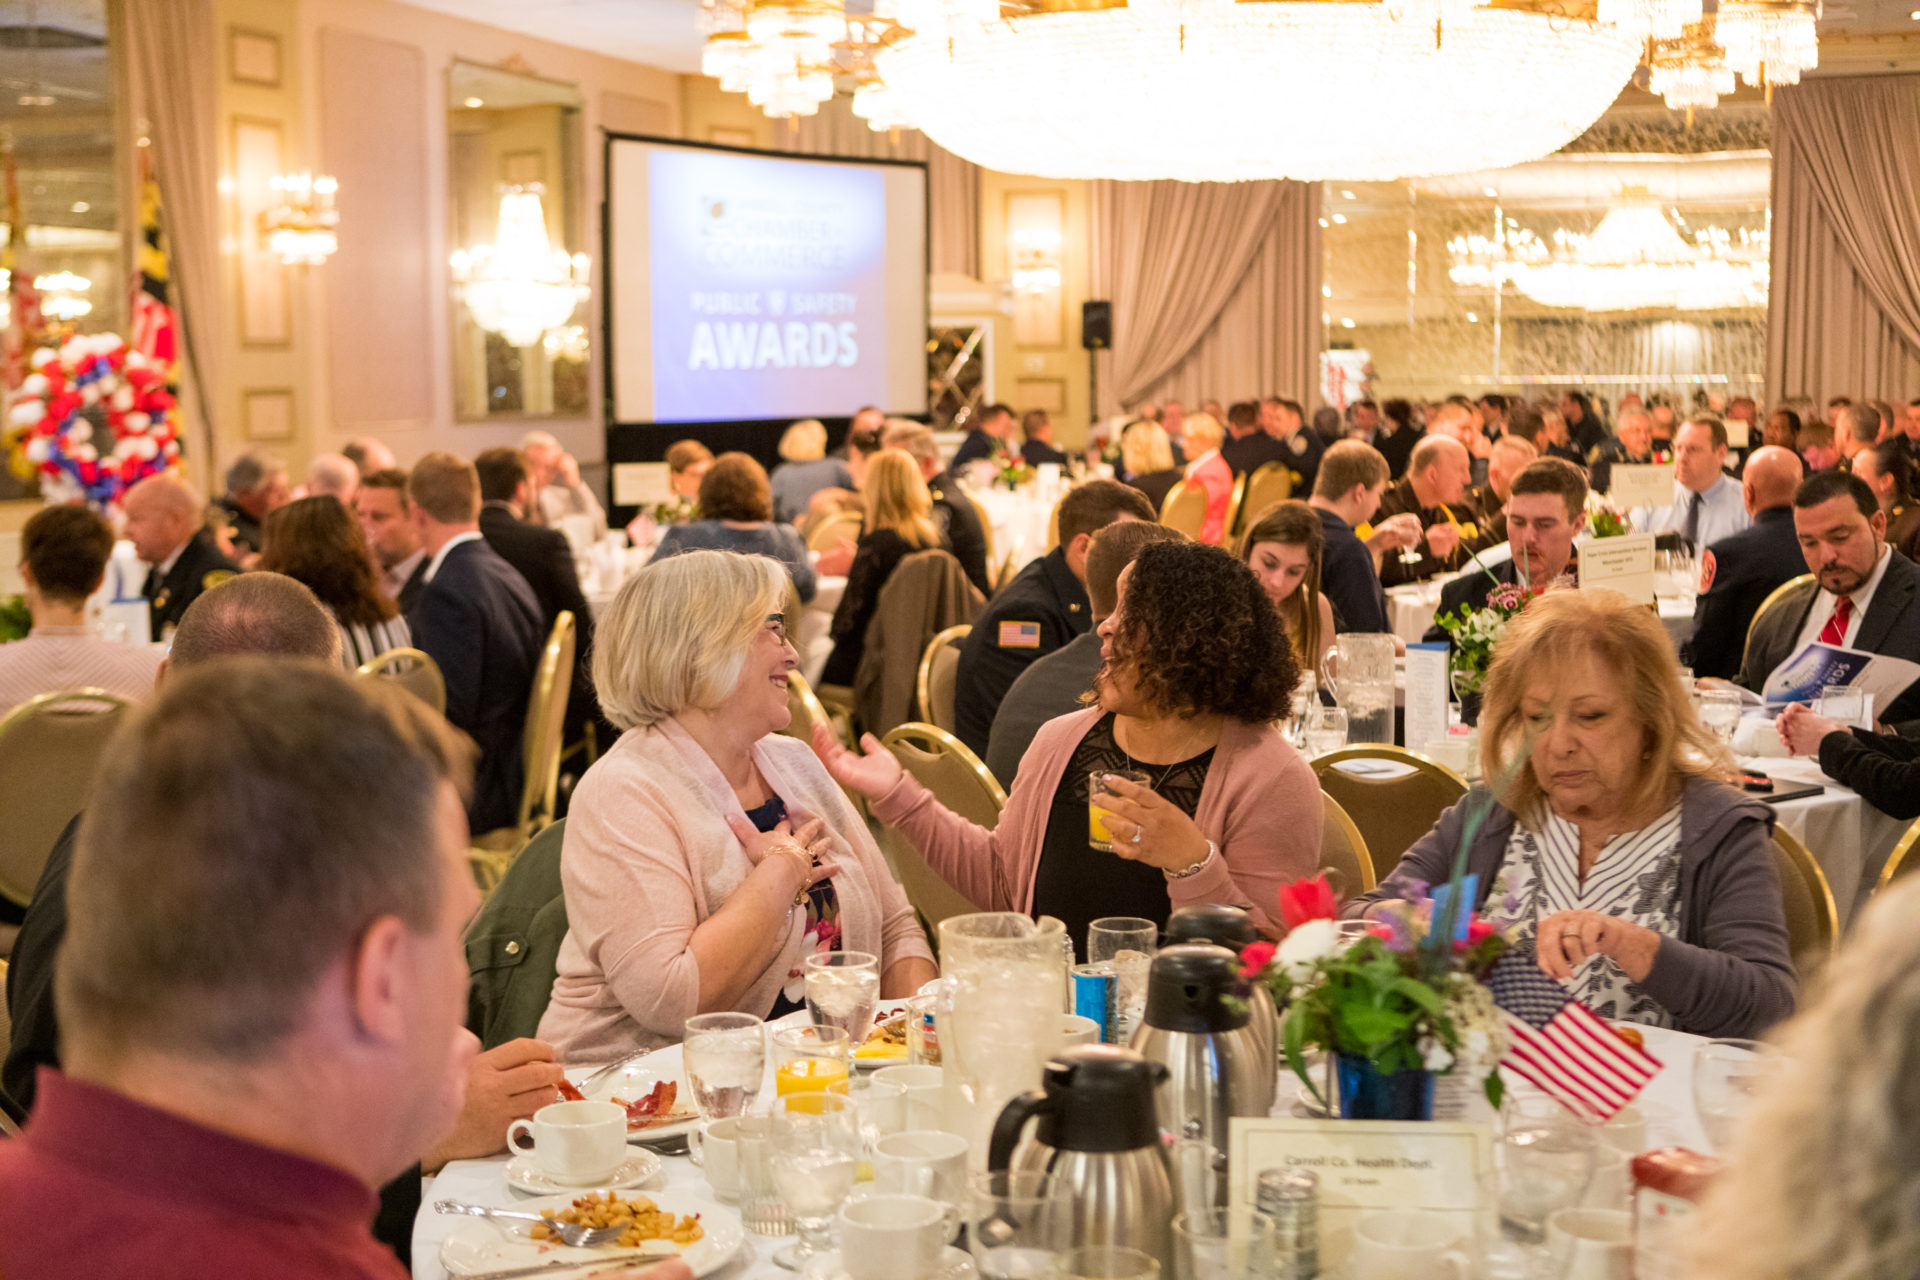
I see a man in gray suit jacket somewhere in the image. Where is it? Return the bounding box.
[1740,470,1920,733]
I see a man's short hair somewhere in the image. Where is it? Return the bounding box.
[1057,478,1155,548]
[474,447,530,504]
[1312,440,1390,498]
[21,504,114,604]
[1617,406,1653,433]
[1829,396,1853,409]
[1504,402,1545,445]
[980,403,1015,426]
[407,452,481,524]
[340,440,376,474]
[57,661,472,1061]
[1795,469,1878,520]
[169,572,343,668]
[847,423,885,458]
[1683,415,1729,452]
[1227,401,1259,431]
[1085,520,1186,618]
[1491,434,1538,463]
[1020,408,1049,437]
[1478,393,1509,413]
[882,421,938,466]
[1408,434,1457,475]
[225,451,283,497]
[359,467,411,511]
[1841,402,1882,446]
[1509,457,1588,518]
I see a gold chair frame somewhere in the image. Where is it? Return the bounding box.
[1222,472,1250,544]
[355,646,447,716]
[1159,479,1210,542]
[1234,463,1296,538]
[1310,745,1470,877]
[1876,816,1920,894]
[915,624,972,733]
[808,510,865,554]
[1742,573,1814,672]
[0,688,132,907]
[876,722,1002,930]
[1319,791,1377,900]
[471,611,576,875]
[1771,824,1838,977]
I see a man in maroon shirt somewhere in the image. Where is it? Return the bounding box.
[0,661,688,1280]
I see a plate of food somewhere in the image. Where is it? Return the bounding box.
[563,1065,702,1142]
[853,1003,912,1070]
[440,1190,742,1278]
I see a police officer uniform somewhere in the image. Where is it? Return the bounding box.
[927,472,993,598]
[1684,505,1806,680]
[952,546,1089,758]
[1889,502,1920,563]
[1369,477,1498,587]
[143,529,240,641]
[214,496,263,556]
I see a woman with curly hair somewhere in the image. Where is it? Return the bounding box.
[813,540,1323,952]
[256,494,409,668]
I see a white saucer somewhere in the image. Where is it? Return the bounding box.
[802,1245,974,1280]
[503,1149,663,1196]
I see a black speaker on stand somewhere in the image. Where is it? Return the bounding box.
[1082,300,1111,432]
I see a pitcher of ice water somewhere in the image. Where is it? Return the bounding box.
[935,913,1067,1169]
[1321,633,1397,747]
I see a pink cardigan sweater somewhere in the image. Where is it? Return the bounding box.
[871,707,1323,934]
[538,720,934,1060]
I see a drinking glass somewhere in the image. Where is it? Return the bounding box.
[907,988,944,1066]
[1815,687,1867,727]
[1304,707,1350,758]
[770,1094,860,1270]
[1088,916,1157,1039]
[805,950,881,1043]
[1498,1096,1597,1244]
[968,1170,1068,1280]
[733,1114,793,1236]
[1089,769,1152,853]
[772,1024,852,1110]
[682,1012,765,1122]
[1059,1246,1161,1280]
[1172,1208,1278,1280]
[1696,689,1742,747]
[1692,1038,1778,1153]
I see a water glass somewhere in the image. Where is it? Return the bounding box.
[1692,1038,1777,1153]
[772,1024,852,1106]
[1059,1246,1161,1280]
[1696,688,1742,746]
[770,1093,861,1269]
[1815,687,1867,727]
[733,1114,792,1236]
[1088,916,1156,1039]
[968,1170,1068,1280]
[682,1011,765,1121]
[1089,769,1152,853]
[1498,1096,1597,1244]
[1304,706,1350,758]
[906,989,943,1066]
[805,949,881,1042]
[1173,1208,1277,1280]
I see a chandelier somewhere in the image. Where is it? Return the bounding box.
[260,171,339,266]
[1448,190,1768,313]
[701,0,905,120]
[449,186,590,349]
[1596,0,1702,43]
[1715,0,1819,90]
[1648,20,1737,111]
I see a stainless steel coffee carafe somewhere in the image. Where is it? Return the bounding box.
[1162,906,1280,1114]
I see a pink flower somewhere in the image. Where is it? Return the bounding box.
[1279,876,1340,931]
[1468,919,1495,945]
[1239,941,1277,980]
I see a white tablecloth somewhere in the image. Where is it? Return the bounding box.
[1388,580,1695,648]
[966,483,1060,582]
[1739,753,1909,926]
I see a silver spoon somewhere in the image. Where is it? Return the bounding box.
[434,1199,626,1248]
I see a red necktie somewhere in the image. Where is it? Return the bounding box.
[1818,595,1853,647]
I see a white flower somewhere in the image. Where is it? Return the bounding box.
[1420,1036,1455,1072]
[1277,918,1339,981]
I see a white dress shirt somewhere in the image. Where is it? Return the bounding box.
[1793,543,1893,652]
[1639,473,1749,550]
[422,530,484,585]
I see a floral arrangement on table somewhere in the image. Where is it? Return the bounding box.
[7,333,180,511]
[1586,492,1630,539]
[0,593,29,643]
[993,445,1035,492]
[1241,875,1513,1118]
[1433,580,1535,698]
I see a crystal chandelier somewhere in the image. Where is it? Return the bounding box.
[1715,0,1820,90]
[260,171,339,266]
[1596,0,1703,43]
[449,186,590,349]
[1648,21,1737,111]
[700,0,853,119]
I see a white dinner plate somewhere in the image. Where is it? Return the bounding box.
[802,1244,974,1280]
[503,1149,662,1196]
[439,1190,744,1278]
[568,1061,702,1143]
[851,1002,912,1071]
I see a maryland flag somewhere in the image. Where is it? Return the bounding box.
[2,145,44,480]
[130,156,178,390]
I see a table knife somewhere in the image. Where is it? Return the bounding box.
[455,1251,677,1280]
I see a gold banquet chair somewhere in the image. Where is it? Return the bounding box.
[916,624,972,733]
[1875,817,1920,894]
[0,689,132,908]
[876,722,998,932]
[1311,745,1469,877]
[1159,480,1210,543]
[1234,464,1296,538]
[1319,791,1377,902]
[1742,573,1814,672]
[808,510,865,555]
[471,611,576,885]
[1771,825,1838,979]
[780,670,864,818]
[1222,472,1250,544]
[355,646,447,716]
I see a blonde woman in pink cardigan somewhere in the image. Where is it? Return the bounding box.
[815,540,1323,958]
[538,551,936,1061]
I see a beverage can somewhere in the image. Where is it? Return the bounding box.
[1071,962,1118,1043]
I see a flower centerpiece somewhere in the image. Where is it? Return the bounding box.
[10,332,180,512]
[993,445,1035,492]
[1434,580,1535,723]
[1241,875,1512,1120]
[1586,492,1630,538]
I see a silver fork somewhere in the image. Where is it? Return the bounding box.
[574,1046,657,1092]
[434,1199,626,1248]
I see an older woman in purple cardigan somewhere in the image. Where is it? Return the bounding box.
[1350,590,1795,1039]
[816,540,1324,959]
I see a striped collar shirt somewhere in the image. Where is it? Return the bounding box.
[0,625,165,717]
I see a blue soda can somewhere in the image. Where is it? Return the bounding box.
[1072,962,1118,1043]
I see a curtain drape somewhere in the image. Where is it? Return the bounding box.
[1765,75,1920,405]
[778,100,981,280]
[125,0,223,472]
[1089,180,1321,416]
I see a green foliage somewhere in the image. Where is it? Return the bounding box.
[0,594,28,643]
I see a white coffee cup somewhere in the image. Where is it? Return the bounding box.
[873,1129,969,1204]
[852,1076,908,1138]
[874,1065,944,1131]
[1060,1014,1101,1047]
[1582,1146,1632,1211]
[1598,1104,1647,1154]
[1350,1210,1472,1280]
[1547,1208,1632,1280]
[506,1100,626,1186]
[839,1193,960,1280]
[688,1116,743,1203]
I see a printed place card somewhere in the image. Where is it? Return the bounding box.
[1581,532,1657,605]
[612,461,673,506]
[1609,463,1676,512]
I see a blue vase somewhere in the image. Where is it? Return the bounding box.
[1335,1052,1434,1120]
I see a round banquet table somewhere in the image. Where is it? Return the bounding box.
[1386,579,1696,649]
[411,1023,1718,1280]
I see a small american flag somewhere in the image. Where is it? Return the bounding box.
[998,621,1041,648]
[1485,946,1662,1122]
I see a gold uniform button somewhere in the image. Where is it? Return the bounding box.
[505,940,522,956]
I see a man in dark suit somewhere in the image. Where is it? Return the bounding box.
[1374,435,1497,587]
[886,421,993,597]
[950,403,1015,471]
[474,447,602,747]
[1423,458,1587,645]
[406,452,544,835]
[1686,447,1806,680]
[355,467,427,611]
[122,474,238,641]
[1739,469,1920,732]
[1019,409,1071,469]
[1221,400,1294,477]
[1308,440,1406,634]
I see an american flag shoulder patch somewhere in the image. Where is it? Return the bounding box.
[998,621,1042,649]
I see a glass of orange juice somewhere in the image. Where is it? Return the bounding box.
[1088,769,1151,852]
[772,1025,852,1113]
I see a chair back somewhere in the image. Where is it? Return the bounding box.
[0,957,13,1136]
[853,549,984,738]
[1159,480,1209,541]
[916,624,972,732]
[1319,791,1376,902]
[355,646,447,716]
[1235,464,1296,537]
[0,689,131,906]
[781,671,863,814]
[808,510,865,554]
[1222,472,1250,543]
[1310,745,1470,875]
[1771,825,1838,979]
[1743,573,1814,670]
[517,611,577,836]
[464,818,569,1050]
[877,723,999,930]
[1875,816,1920,894]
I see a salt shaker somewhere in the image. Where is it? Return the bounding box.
[1255,1166,1320,1280]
